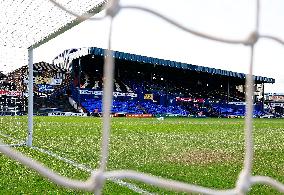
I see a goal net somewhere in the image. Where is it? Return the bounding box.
[0,0,107,147]
[1,0,284,194]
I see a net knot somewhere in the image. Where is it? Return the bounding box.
[89,170,105,192]
[236,170,251,194]
[244,31,259,46]
[106,0,120,18]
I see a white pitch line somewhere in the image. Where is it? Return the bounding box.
[31,146,93,172]
[31,146,154,195]
[0,131,26,147]
[0,143,26,147]
[111,178,155,195]
[0,131,154,194]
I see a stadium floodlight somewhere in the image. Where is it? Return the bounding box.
[1,0,284,194]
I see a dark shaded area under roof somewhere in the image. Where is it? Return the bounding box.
[86,47,275,84]
[0,72,7,80]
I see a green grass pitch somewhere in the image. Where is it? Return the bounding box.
[0,117,284,194]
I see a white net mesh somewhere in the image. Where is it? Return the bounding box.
[0,0,106,48]
[1,0,284,194]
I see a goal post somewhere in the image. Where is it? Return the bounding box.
[27,48,34,147]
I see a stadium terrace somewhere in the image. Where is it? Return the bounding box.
[1,47,277,118]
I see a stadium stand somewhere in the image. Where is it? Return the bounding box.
[0,79,25,115]
[52,47,275,118]
[1,47,276,117]
[6,62,76,115]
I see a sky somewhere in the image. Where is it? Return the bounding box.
[8,0,284,93]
